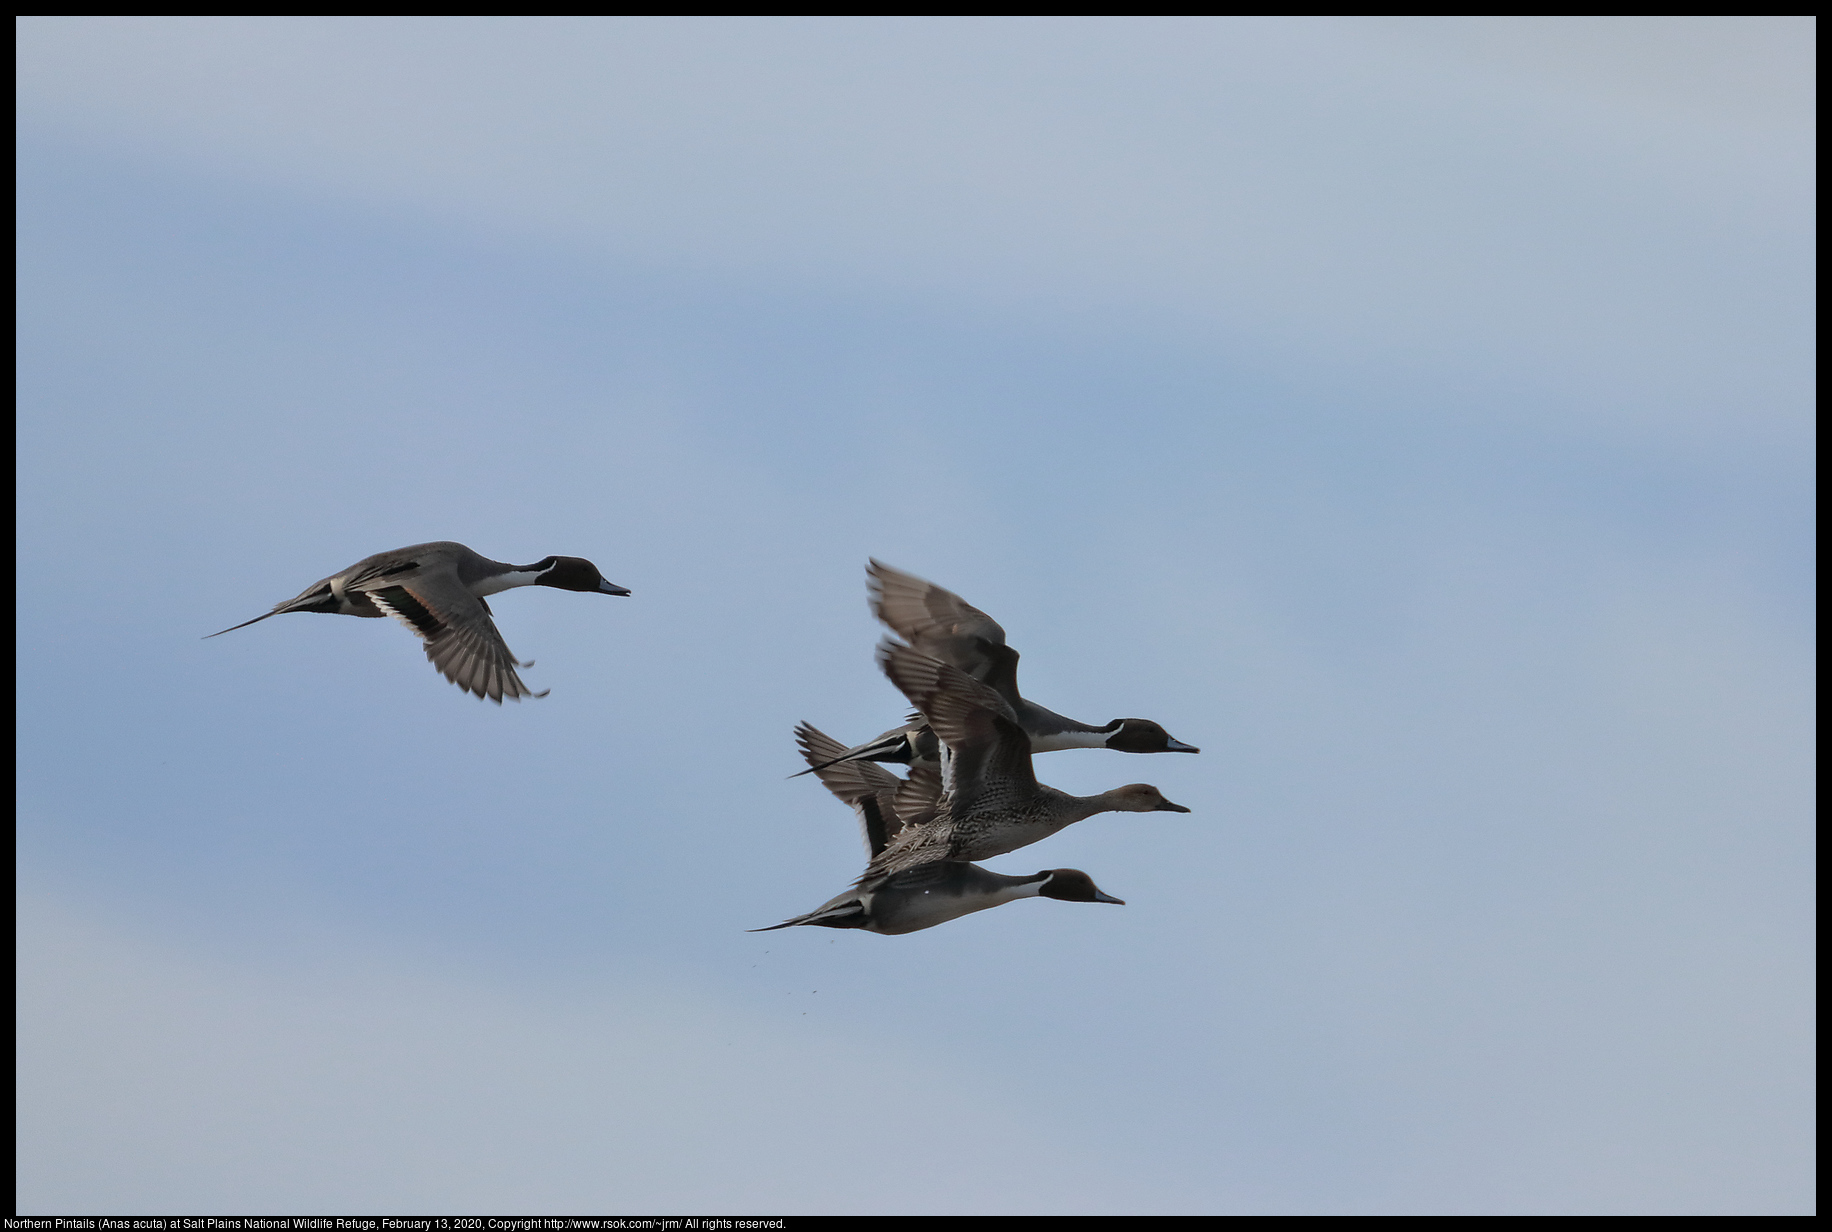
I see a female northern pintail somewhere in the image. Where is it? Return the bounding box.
[861,639,1191,877]
[206,541,630,702]
[757,722,1122,934]
[796,561,1198,775]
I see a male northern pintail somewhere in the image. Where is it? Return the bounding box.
[206,541,630,702]
[754,861,1124,935]
[860,639,1191,877]
[756,721,1122,934]
[796,561,1198,775]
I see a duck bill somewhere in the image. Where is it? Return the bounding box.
[1094,891,1126,905]
[1154,800,1192,813]
[599,581,633,596]
[1165,739,1200,753]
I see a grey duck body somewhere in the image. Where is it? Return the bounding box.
[207,540,629,702]
[755,861,1122,935]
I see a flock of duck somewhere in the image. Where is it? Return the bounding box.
[211,544,1198,935]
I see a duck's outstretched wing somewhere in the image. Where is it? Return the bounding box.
[876,639,1035,813]
[795,722,928,856]
[359,562,542,703]
[867,560,1022,706]
[893,763,944,831]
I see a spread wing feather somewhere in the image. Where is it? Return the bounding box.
[875,639,1033,814]
[366,570,543,703]
[867,560,1023,706]
[796,721,942,856]
[893,764,944,831]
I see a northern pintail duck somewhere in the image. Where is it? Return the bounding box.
[861,639,1191,877]
[755,861,1124,935]
[757,722,1123,934]
[207,541,629,702]
[799,561,1198,774]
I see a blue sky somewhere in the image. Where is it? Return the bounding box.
[16,17,1814,1214]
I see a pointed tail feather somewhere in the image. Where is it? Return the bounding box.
[794,731,916,777]
[205,583,341,638]
[748,899,869,932]
[202,610,282,638]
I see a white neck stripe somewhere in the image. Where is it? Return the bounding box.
[472,568,548,597]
